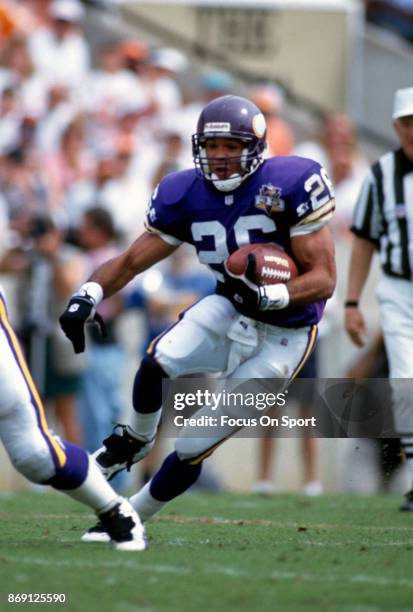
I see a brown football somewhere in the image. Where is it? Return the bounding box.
[226,243,299,285]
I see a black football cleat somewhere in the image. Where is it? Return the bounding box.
[81,520,110,543]
[98,500,146,551]
[92,425,155,480]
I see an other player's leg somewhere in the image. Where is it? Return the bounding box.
[0,294,145,550]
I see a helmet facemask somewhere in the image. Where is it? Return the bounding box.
[193,133,266,192]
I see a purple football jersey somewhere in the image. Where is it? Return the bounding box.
[145,156,335,328]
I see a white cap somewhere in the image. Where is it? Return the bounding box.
[392,87,413,120]
[49,0,85,22]
[150,48,188,73]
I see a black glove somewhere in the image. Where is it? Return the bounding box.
[229,254,290,311]
[59,295,107,354]
[245,253,258,284]
[227,254,260,310]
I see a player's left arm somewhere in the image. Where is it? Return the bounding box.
[287,225,336,305]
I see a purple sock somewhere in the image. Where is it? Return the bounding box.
[149,451,202,502]
[133,355,166,414]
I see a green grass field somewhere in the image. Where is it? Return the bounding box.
[1,491,413,611]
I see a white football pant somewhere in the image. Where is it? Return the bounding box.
[0,293,66,482]
[149,294,317,462]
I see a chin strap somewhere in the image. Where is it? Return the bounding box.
[211,173,243,192]
[211,156,264,192]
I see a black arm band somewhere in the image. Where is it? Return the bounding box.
[344,300,359,308]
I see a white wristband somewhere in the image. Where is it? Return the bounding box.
[259,283,290,310]
[75,282,104,305]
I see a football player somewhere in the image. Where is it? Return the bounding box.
[0,288,145,551]
[59,95,336,541]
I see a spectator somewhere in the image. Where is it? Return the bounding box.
[141,47,187,121]
[0,147,50,227]
[28,0,90,90]
[200,69,235,102]
[85,40,148,126]
[119,37,148,79]
[35,83,77,154]
[46,116,95,225]
[0,85,20,153]
[365,1,413,43]
[91,142,150,242]
[0,35,47,117]
[250,84,295,156]
[83,43,149,155]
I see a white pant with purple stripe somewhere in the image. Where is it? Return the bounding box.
[0,290,66,482]
[150,295,317,462]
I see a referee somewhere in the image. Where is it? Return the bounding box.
[345,87,413,510]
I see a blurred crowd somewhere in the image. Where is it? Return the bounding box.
[365,0,413,43]
[0,0,400,495]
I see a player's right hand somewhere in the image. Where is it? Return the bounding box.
[226,254,260,310]
[59,296,106,353]
[345,306,367,347]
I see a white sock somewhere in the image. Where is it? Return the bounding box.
[65,457,120,514]
[129,482,166,522]
[128,409,162,440]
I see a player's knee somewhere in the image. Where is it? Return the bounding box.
[44,443,89,490]
[155,320,212,378]
[175,437,210,463]
[11,446,55,484]
[0,391,29,419]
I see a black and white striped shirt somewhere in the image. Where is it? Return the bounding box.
[351,148,413,280]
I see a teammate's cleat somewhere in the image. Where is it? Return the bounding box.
[81,520,110,543]
[399,489,413,511]
[98,499,146,551]
[92,425,155,480]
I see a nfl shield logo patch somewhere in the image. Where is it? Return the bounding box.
[255,183,284,215]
